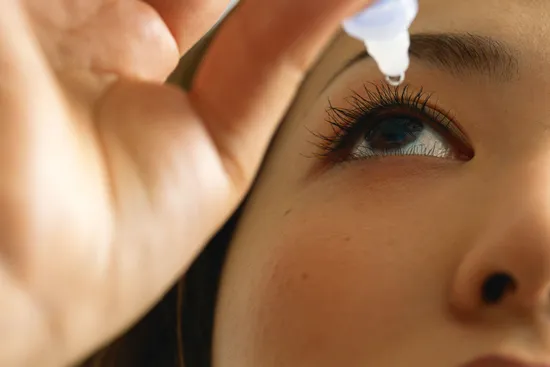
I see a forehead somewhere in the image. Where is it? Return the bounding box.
[414,0,549,42]
[411,0,550,92]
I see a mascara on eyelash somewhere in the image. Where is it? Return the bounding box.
[310,83,473,161]
[318,84,432,154]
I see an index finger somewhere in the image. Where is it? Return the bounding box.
[189,0,373,189]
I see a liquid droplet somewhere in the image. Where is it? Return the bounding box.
[385,73,405,86]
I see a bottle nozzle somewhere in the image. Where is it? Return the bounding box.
[365,30,411,84]
[386,73,405,86]
[342,0,418,86]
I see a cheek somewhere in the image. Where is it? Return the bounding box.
[248,202,437,364]
[215,161,469,366]
[258,223,402,356]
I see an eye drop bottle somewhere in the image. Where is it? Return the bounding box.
[343,0,419,86]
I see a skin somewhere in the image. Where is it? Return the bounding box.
[0,0,374,366]
[213,1,550,366]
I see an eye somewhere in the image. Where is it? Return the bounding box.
[351,106,461,160]
[312,83,474,163]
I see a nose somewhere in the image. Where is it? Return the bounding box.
[449,185,550,321]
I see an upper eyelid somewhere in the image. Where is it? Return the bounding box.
[353,84,470,144]
[412,102,470,144]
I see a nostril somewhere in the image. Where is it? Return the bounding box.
[481,272,517,305]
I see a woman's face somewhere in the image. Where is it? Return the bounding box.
[213,1,550,365]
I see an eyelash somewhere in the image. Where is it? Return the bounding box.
[311,83,474,162]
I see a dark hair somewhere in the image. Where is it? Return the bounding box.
[179,207,244,367]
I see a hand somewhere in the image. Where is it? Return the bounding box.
[0,0,371,365]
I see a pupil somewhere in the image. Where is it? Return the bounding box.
[367,117,424,150]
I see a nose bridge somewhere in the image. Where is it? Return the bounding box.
[477,151,550,237]
[449,158,550,319]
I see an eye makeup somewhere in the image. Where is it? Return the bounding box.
[311,83,474,164]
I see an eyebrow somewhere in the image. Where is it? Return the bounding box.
[324,33,520,90]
